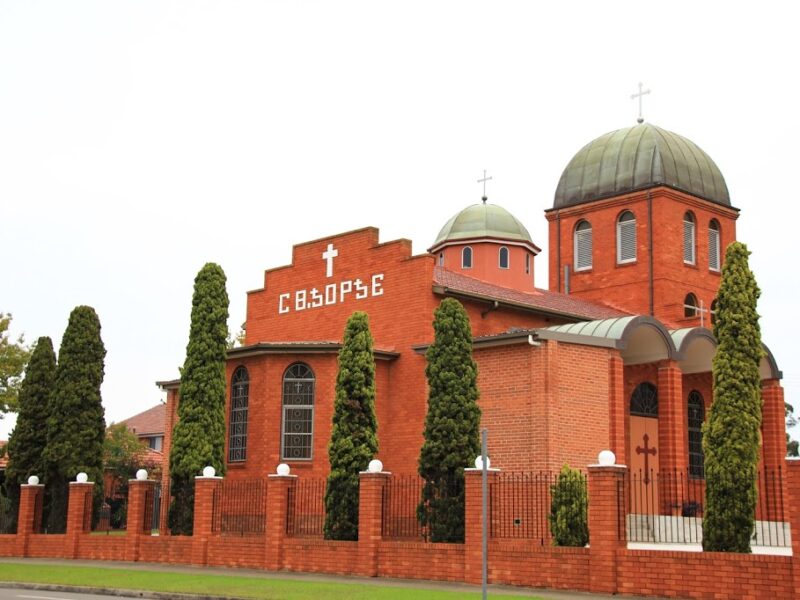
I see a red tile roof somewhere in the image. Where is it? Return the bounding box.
[119,403,166,436]
[432,267,627,321]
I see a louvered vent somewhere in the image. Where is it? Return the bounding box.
[617,212,637,263]
[709,222,720,271]
[683,214,696,264]
[574,223,592,271]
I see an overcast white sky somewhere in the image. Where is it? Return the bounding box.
[1,1,798,440]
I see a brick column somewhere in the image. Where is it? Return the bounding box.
[125,478,155,561]
[587,459,626,595]
[786,459,800,598]
[357,470,390,577]
[66,481,94,559]
[657,360,685,474]
[265,473,297,571]
[464,467,500,585]
[608,355,626,459]
[761,380,787,472]
[16,483,44,556]
[190,474,222,566]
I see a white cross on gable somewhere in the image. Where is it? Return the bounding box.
[322,243,338,278]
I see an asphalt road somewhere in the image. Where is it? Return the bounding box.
[0,590,144,600]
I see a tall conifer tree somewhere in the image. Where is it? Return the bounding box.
[43,307,106,533]
[417,298,480,543]
[703,242,763,552]
[3,337,56,532]
[168,263,229,535]
[323,312,378,540]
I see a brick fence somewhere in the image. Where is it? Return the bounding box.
[1,459,799,599]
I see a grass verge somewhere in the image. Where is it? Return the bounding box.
[0,563,539,600]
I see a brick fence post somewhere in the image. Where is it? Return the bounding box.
[126,478,155,562]
[587,457,626,595]
[785,458,800,597]
[66,480,95,559]
[357,469,390,577]
[16,482,44,556]
[464,467,500,585]
[190,472,222,566]
[265,472,297,571]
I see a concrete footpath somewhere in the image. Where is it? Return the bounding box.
[0,558,672,600]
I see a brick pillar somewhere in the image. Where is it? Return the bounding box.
[126,478,155,561]
[190,474,222,566]
[66,481,94,559]
[357,470,390,577]
[657,360,685,474]
[16,483,44,556]
[265,473,297,571]
[608,356,625,459]
[587,460,626,595]
[464,467,500,585]
[785,459,800,598]
[761,380,787,472]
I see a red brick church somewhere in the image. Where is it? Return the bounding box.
[159,121,788,485]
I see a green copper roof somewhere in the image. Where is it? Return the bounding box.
[430,202,535,251]
[553,123,730,209]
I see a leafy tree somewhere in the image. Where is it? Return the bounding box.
[43,306,107,533]
[168,263,229,535]
[549,465,588,546]
[0,312,32,415]
[3,337,57,531]
[786,403,799,458]
[417,298,481,543]
[323,312,378,541]
[703,242,763,553]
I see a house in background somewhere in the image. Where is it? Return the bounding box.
[120,403,166,453]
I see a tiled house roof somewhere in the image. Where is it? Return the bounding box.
[119,403,166,436]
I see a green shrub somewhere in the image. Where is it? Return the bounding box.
[549,464,588,547]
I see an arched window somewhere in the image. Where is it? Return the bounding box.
[228,366,249,462]
[525,253,530,275]
[688,391,705,478]
[462,246,473,269]
[438,252,444,266]
[630,382,658,417]
[574,220,592,271]
[684,293,698,318]
[683,211,696,265]
[499,246,509,269]
[282,363,315,460]
[708,220,721,271]
[616,210,637,264]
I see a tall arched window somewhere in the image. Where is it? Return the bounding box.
[688,391,705,478]
[683,211,696,265]
[616,210,637,264]
[525,253,530,275]
[282,363,315,460]
[438,252,444,266]
[462,246,473,269]
[228,366,249,462]
[574,220,592,271]
[684,293,698,318]
[630,382,658,417]
[499,246,509,269]
[708,220,721,271]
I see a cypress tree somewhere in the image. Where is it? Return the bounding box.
[323,312,378,541]
[702,241,763,553]
[43,307,107,533]
[168,263,229,535]
[417,298,480,543]
[549,464,588,547]
[3,337,56,532]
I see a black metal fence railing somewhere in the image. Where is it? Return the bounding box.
[624,468,790,548]
[39,483,69,534]
[0,490,17,534]
[286,478,327,538]
[212,478,267,536]
[143,481,170,535]
[381,475,424,540]
[382,475,466,543]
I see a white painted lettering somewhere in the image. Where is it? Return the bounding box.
[279,293,290,314]
[310,287,323,308]
[372,273,384,296]
[325,283,337,305]
[354,278,368,300]
[340,280,352,302]
[295,290,307,311]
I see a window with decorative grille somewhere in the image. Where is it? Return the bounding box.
[688,391,705,478]
[282,363,315,460]
[499,246,509,269]
[616,211,637,264]
[630,382,658,417]
[228,366,249,462]
[683,212,696,264]
[462,246,473,269]
[684,293,698,318]
[574,221,592,271]
[709,220,720,271]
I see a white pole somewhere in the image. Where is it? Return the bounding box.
[481,428,488,600]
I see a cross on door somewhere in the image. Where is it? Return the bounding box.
[636,433,657,484]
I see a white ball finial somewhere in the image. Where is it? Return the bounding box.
[76,472,89,483]
[368,459,383,473]
[474,455,491,470]
[27,475,39,485]
[598,450,616,466]
[202,466,216,478]
[276,463,291,476]
[135,469,148,481]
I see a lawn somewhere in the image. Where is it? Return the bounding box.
[0,563,540,599]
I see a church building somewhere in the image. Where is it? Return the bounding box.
[159,121,788,485]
